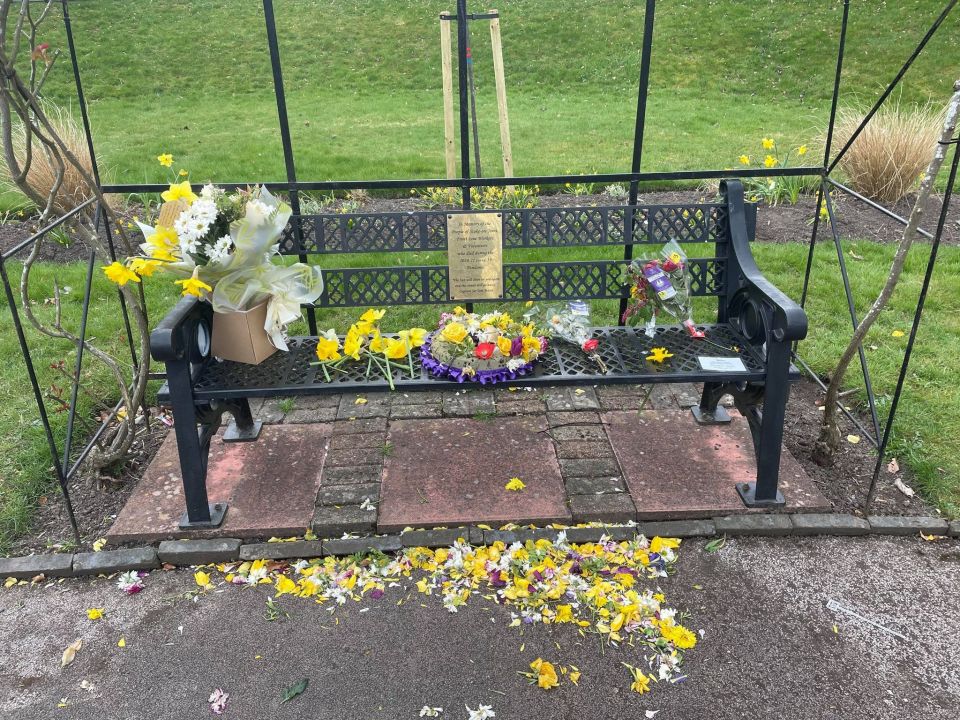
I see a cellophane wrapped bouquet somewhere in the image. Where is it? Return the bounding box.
[622,240,702,338]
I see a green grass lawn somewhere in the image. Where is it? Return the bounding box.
[16,0,960,183]
[2,0,960,550]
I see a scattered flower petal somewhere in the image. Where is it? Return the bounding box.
[504,477,526,492]
[846,434,861,445]
[61,639,82,667]
[86,608,104,621]
[208,688,229,715]
[894,478,915,497]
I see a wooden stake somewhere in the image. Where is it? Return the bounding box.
[489,9,514,189]
[440,12,457,179]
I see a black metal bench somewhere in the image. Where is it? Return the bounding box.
[152,179,807,528]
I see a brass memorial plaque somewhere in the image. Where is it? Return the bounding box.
[447,212,504,300]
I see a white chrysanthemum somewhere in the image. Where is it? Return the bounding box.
[507,357,527,372]
[200,183,224,201]
[191,198,217,226]
[207,234,233,263]
[245,198,273,227]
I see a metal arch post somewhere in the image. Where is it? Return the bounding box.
[828,0,958,173]
[799,0,849,313]
[262,0,317,335]
[619,0,656,325]
[865,136,960,511]
[0,257,80,543]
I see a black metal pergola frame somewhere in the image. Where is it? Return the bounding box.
[2,0,957,542]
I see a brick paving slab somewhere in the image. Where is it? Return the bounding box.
[317,483,380,507]
[325,447,384,467]
[321,466,382,485]
[546,410,600,427]
[108,424,331,542]
[547,424,608,442]
[441,392,496,417]
[337,394,391,419]
[378,416,571,532]
[559,457,621,478]
[563,475,627,495]
[563,525,637,543]
[389,403,443,419]
[494,398,547,415]
[672,383,701,408]
[0,553,73,579]
[332,417,388,434]
[238,540,324,560]
[285,407,338,424]
[792,513,870,536]
[255,398,288,424]
[311,505,377,537]
[554,441,616,459]
[605,409,828,519]
[544,386,600,411]
[328,433,388,451]
[157,539,242,565]
[399,528,468,548]
[568,493,637,523]
[392,391,444,405]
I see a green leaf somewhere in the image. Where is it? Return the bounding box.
[704,536,726,553]
[280,678,309,704]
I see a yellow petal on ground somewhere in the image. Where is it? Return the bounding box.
[355,397,368,405]
[86,608,104,621]
[92,538,107,552]
[4,577,16,588]
[117,638,126,648]
[194,570,211,587]
[891,330,905,337]
[846,435,861,444]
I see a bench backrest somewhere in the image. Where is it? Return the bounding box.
[276,200,757,310]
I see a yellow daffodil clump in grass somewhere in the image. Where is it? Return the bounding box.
[180,531,695,693]
[311,308,428,389]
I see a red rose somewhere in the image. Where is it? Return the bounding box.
[474,342,495,360]
[662,259,678,272]
[582,338,599,352]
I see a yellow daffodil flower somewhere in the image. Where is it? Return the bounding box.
[161,180,197,204]
[530,658,560,690]
[359,308,385,324]
[86,608,104,620]
[157,153,173,167]
[275,575,298,595]
[645,347,673,364]
[505,477,525,492]
[496,336,513,356]
[145,226,178,261]
[521,335,542,359]
[369,328,385,353]
[407,327,428,347]
[738,154,750,165]
[554,604,574,623]
[761,137,775,150]
[764,155,778,168]
[440,322,468,344]
[102,261,141,286]
[316,332,341,361]
[194,570,211,588]
[797,144,808,156]
[129,257,161,277]
[343,329,363,360]
[384,337,409,360]
[175,270,213,298]
[649,536,680,553]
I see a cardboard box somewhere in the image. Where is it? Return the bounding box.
[210,300,278,365]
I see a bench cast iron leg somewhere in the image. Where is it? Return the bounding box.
[167,360,228,529]
[736,343,789,508]
[692,382,732,425]
[223,398,263,442]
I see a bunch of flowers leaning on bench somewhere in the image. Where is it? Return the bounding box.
[102,160,323,351]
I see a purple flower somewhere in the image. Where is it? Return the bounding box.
[489,570,507,588]
[510,336,523,356]
[370,588,385,600]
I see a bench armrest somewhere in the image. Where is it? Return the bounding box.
[150,296,213,363]
[722,180,808,344]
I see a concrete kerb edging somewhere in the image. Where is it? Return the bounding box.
[1,515,957,578]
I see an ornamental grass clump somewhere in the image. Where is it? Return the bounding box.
[833,103,943,204]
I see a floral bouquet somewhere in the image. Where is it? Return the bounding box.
[420,307,547,384]
[312,308,427,390]
[103,158,323,355]
[528,300,607,373]
[622,239,703,339]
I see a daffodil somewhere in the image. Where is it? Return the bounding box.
[359,308,385,324]
[761,137,775,150]
[145,226,178,261]
[275,575,298,595]
[343,329,363,360]
[505,477,525,492]
[797,144,808,156]
[407,327,428,347]
[157,153,174,167]
[554,604,574,623]
[161,180,198,204]
[102,261,141,286]
[738,154,750,165]
[440,322,468,344]
[194,570,212,588]
[645,347,673,363]
[496,336,512,356]
[129,258,161,277]
[530,658,560,689]
[315,331,341,362]
[764,155,778,168]
[86,608,104,620]
[175,269,212,298]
